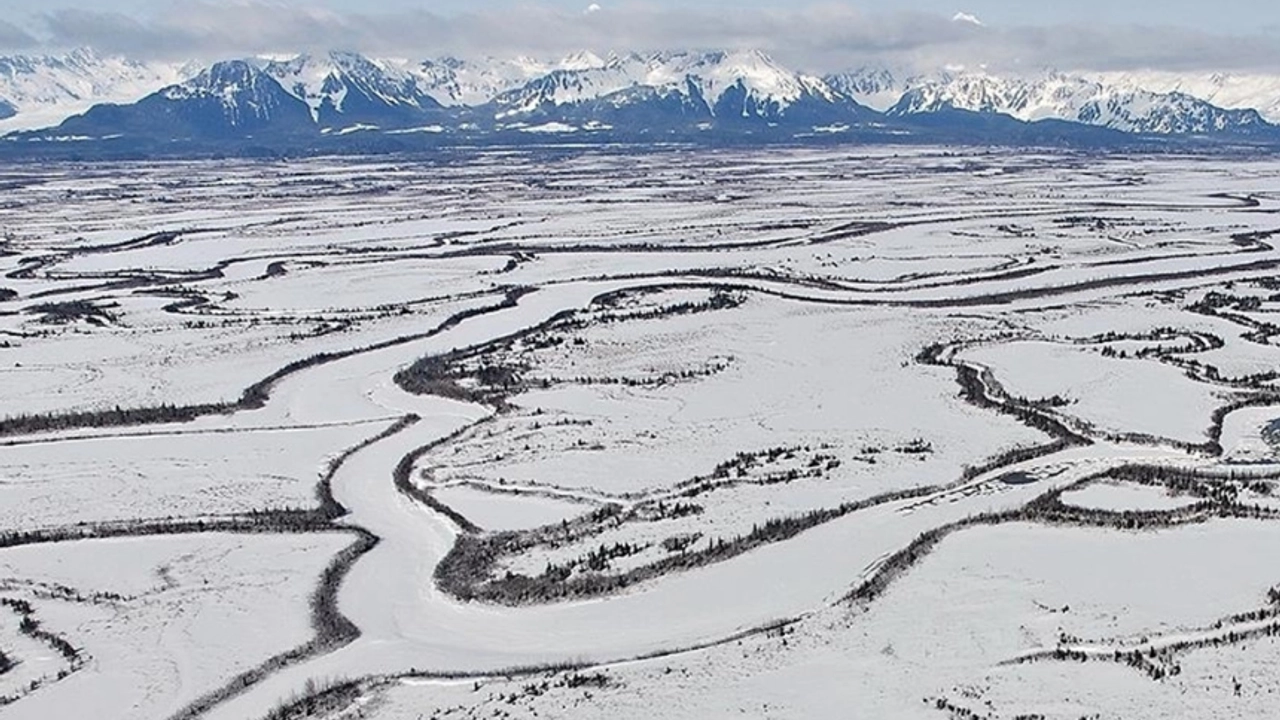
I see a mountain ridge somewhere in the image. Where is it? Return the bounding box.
[5,48,1280,153]
[827,67,1271,135]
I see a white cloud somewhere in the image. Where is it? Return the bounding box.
[9,1,1280,75]
[586,3,602,14]
[0,19,38,49]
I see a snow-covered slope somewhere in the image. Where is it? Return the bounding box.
[1091,71,1280,124]
[414,52,607,107]
[159,61,309,128]
[258,50,620,125]
[833,67,1270,135]
[17,49,1280,145]
[490,50,853,124]
[261,52,443,127]
[824,67,913,112]
[0,48,191,133]
[58,60,314,139]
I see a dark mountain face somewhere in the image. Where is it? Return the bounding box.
[11,50,1280,156]
[59,60,315,140]
[881,72,1273,136]
[265,52,447,129]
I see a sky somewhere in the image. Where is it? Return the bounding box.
[1,0,1279,73]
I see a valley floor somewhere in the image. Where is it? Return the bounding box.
[2,146,1280,719]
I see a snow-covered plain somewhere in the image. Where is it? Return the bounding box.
[4,146,1280,719]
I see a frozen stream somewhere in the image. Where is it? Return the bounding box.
[8,152,1280,720]
[201,278,1221,720]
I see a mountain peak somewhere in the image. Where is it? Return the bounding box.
[484,47,856,125]
[8,47,1280,146]
[0,48,193,134]
[560,51,606,71]
[260,51,442,125]
[880,68,1270,133]
[167,60,266,101]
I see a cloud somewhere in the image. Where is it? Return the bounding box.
[11,1,1280,75]
[40,3,358,59]
[0,19,38,50]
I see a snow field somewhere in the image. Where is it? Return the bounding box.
[5,150,1280,719]
[0,533,350,720]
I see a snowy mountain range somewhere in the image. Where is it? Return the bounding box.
[6,47,1280,151]
[56,60,314,140]
[829,67,1269,135]
[1089,71,1280,127]
[0,48,191,134]
[486,50,853,124]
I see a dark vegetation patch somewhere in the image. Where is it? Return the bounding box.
[168,529,380,720]
[675,444,844,496]
[435,484,938,606]
[430,327,1091,606]
[395,287,746,406]
[0,510,335,553]
[848,464,1280,607]
[26,299,119,325]
[1010,579,1280,683]
[262,678,367,720]
[0,596,83,707]
[0,288,530,439]
[169,416,422,720]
